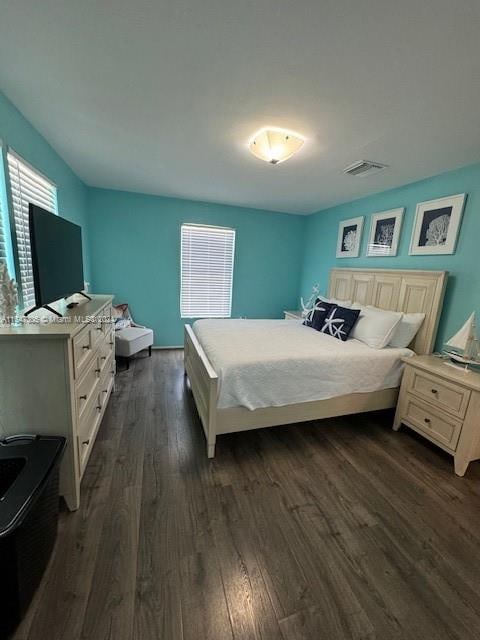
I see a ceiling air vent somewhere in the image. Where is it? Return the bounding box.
[343,160,388,177]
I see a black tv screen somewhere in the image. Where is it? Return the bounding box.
[29,204,84,307]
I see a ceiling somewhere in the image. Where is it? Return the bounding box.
[1,0,480,215]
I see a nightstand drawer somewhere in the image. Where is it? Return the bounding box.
[408,369,470,419]
[404,395,463,451]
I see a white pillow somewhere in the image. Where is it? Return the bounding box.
[389,312,425,348]
[351,305,402,349]
[318,295,352,308]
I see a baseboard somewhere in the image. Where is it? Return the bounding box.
[151,345,184,350]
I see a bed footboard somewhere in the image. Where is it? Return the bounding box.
[184,324,218,457]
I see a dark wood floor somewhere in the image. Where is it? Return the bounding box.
[13,349,480,640]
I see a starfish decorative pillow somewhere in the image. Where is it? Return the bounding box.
[317,305,360,341]
[303,299,334,328]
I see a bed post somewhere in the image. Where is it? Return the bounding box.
[206,364,218,458]
[184,329,188,376]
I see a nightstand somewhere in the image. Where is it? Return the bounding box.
[284,310,302,320]
[393,355,480,476]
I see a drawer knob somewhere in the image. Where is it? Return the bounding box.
[424,417,431,424]
[109,341,114,346]
[95,368,101,373]
[101,356,107,360]
[82,345,90,350]
[96,405,102,412]
[111,370,115,375]
[103,389,108,394]
[80,394,87,400]
[431,389,438,394]
[96,327,103,331]
[82,439,90,445]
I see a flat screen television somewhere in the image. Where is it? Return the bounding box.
[29,204,85,310]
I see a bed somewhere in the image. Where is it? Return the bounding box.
[184,268,448,457]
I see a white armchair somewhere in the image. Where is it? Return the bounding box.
[113,304,154,370]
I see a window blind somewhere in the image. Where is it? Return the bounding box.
[0,192,6,266]
[7,151,57,309]
[0,146,6,266]
[180,224,235,318]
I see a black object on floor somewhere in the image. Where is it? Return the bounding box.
[0,435,66,639]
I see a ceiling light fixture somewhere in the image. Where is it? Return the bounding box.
[248,127,305,165]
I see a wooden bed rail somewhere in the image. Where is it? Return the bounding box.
[184,324,218,457]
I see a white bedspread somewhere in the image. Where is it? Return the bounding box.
[193,319,414,410]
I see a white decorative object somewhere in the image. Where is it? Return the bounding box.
[367,208,404,257]
[0,262,18,324]
[409,193,466,255]
[443,312,479,368]
[336,217,364,258]
[300,282,320,320]
[445,313,476,352]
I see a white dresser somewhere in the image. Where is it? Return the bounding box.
[0,295,115,510]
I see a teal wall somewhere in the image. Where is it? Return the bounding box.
[301,162,480,348]
[3,88,480,351]
[87,188,306,345]
[0,91,90,279]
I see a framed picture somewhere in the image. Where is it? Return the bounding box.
[409,193,466,255]
[367,208,404,257]
[336,216,364,258]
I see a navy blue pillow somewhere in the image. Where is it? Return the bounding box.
[311,301,336,331]
[317,305,360,341]
[303,299,334,328]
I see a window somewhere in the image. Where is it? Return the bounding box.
[180,223,235,318]
[7,151,57,309]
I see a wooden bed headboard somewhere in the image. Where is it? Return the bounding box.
[328,268,448,354]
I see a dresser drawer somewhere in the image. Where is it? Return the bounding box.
[98,341,109,373]
[90,318,104,348]
[403,394,463,451]
[407,368,470,419]
[102,305,113,337]
[78,392,100,444]
[75,358,100,422]
[99,350,114,380]
[103,325,115,351]
[72,325,93,379]
[78,395,102,473]
[98,364,114,409]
